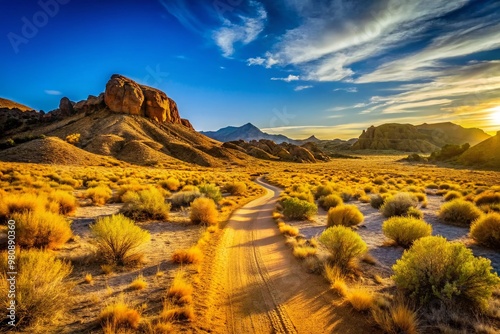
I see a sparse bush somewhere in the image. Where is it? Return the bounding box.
[121,187,170,221]
[439,199,482,226]
[324,264,348,296]
[225,181,247,195]
[315,183,335,199]
[166,271,193,305]
[170,190,202,208]
[382,216,432,248]
[0,193,46,223]
[161,302,194,322]
[13,210,72,249]
[319,226,367,271]
[90,214,150,265]
[84,185,112,206]
[278,222,299,236]
[319,194,343,210]
[48,190,78,215]
[370,194,385,209]
[345,287,374,311]
[470,212,500,249]
[293,246,317,259]
[0,249,72,329]
[160,177,180,191]
[444,190,462,202]
[65,133,80,145]
[172,246,202,264]
[380,193,418,218]
[406,207,423,219]
[99,298,141,330]
[392,236,500,309]
[190,197,218,225]
[129,274,147,290]
[327,204,364,227]
[474,191,500,206]
[282,197,317,220]
[199,183,223,203]
[372,301,419,334]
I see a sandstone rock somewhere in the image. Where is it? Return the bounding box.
[141,85,170,122]
[59,97,74,115]
[104,74,144,115]
[166,98,181,124]
[181,118,194,130]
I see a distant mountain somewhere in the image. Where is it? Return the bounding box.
[201,123,296,144]
[353,123,491,153]
[457,131,500,169]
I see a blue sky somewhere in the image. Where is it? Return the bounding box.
[1,0,500,139]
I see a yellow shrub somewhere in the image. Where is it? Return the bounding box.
[48,190,78,215]
[225,181,247,195]
[121,187,170,221]
[171,247,203,264]
[90,214,150,265]
[345,287,374,311]
[161,177,180,191]
[129,274,148,290]
[190,197,218,225]
[13,210,72,249]
[161,302,194,322]
[439,199,483,226]
[84,185,112,206]
[470,212,500,249]
[382,216,432,248]
[279,223,299,236]
[166,271,193,305]
[292,246,317,259]
[327,204,364,227]
[99,298,141,330]
[0,250,72,329]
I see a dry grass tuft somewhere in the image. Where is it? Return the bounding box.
[99,297,141,330]
[171,246,203,264]
[166,271,193,305]
[129,274,148,290]
[345,287,375,311]
[292,246,317,259]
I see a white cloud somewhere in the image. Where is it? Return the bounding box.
[382,99,452,114]
[294,85,313,91]
[334,87,357,93]
[271,74,300,82]
[44,90,62,96]
[212,1,267,57]
[247,57,265,66]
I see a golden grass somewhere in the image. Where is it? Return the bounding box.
[160,302,195,322]
[324,264,348,296]
[345,287,375,311]
[278,222,300,236]
[84,185,112,206]
[13,210,72,249]
[190,197,218,225]
[372,301,419,334]
[129,274,148,290]
[84,273,94,285]
[101,264,114,275]
[171,246,203,264]
[292,246,317,259]
[99,297,141,330]
[166,271,193,305]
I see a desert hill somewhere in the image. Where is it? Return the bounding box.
[201,123,299,144]
[0,75,327,167]
[0,97,34,112]
[457,131,500,169]
[353,123,490,153]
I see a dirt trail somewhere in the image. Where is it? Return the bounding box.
[198,179,378,334]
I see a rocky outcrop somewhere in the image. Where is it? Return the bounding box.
[59,97,74,116]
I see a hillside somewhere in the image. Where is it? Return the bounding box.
[0,97,34,111]
[353,123,490,153]
[457,131,500,169]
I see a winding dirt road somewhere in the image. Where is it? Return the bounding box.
[196,178,378,334]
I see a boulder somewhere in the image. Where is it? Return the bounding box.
[59,97,74,115]
[181,118,194,130]
[140,85,170,122]
[104,74,144,115]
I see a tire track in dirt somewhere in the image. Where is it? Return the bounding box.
[196,178,380,334]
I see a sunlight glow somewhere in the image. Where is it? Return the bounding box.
[492,108,500,125]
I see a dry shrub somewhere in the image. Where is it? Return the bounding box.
[370,194,385,209]
[13,210,72,249]
[190,197,218,225]
[372,301,419,334]
[382,216,432,248]
[166,271,193,305]
[474,191,500,206]
[315,183,335,199]
[278,222,299,236]
[171,247,203,264]
[292,246,317,259]
[48,190,78,215]
[324,264,348,296]
[392,236,500,309]
[121,187,170,221]
[161,177,180,191]
[224,181,247,195]
[100,297,141,330]
[282,197,317,220]
[439,199,483,226]
[199,183,223,202]
[327,204,364,227]
[470,212,500,249]
[0,193,46,223]
[406,207,423,219]
[319,226,367,271]
[0,249,72,329]
[170,190,202,208]
[319,194,343,210]
[90,214,150,265]
[84,185,112,206]
[161,302,194,322]
[345,287,374,311]
[380,193,418,218]
[444,191,462,202]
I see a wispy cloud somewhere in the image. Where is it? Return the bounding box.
[334,87,357,93]
[212,1,267,57]
[271,74,300,82]
[44,90,62,96]
[294,85,313,91]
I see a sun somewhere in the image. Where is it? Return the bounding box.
[493,108,500,125]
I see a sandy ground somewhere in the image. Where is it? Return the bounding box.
[194,179,380,334]
[56,203,202,333]
[288,194,500,277]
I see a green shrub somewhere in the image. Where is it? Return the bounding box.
[282,197,317,220]
[327,204,364,227]
[439,199,482,226]
[121,187,170,221]
[199,183,222,203]
[170,190,203,208]
[382,216,432,248]
[380,193,418,218]
[392,236,499,309]
[444,191,462,202]
[13,211,72,249]
[470,213,500,249]
[370,194,385,209]
[319,194,343,210]
[190,198,218,225]
[319,226,367,271]
[0,250,72,329]
[90,214,150,265]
